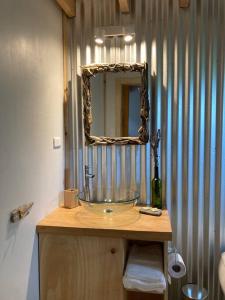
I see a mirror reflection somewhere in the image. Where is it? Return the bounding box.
[90,72,141,137]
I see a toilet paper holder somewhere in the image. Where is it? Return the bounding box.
[169,245,179,269]
[168,243,186,281]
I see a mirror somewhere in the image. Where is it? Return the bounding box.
[91,72,141,137]
[82,63,149,145]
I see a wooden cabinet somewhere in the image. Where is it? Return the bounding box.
[39,234,126,300]
[37,207,172,300]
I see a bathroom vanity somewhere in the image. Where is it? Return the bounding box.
[37,207,172,300]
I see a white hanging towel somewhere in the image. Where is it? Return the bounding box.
[123,244,166,294]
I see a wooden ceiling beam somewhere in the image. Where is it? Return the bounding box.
[56,0,76,17]
[179,0,190,8]
[118,0,130,13]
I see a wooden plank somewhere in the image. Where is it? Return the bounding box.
[63,13,68,121]
[122,85,129,136]
[127,291,163,300]
[62,13,70,188]
[56,0,76,17]
[118,0,130,13]
[39,234,126,300]
[37,207,172,242]
[179,0,190,8]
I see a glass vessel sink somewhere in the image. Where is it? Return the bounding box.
[79,189,139,215]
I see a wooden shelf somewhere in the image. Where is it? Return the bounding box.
[127,291,164,300]
[37,206,172,242]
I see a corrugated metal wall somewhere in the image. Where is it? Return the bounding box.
[72,0,225,299]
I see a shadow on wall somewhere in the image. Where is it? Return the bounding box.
[26,235,39,300]
[150,74,168,209]
[150,74,167,137]
[2,220,19,262]
[151,74,157,134]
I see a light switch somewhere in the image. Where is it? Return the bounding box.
[53,137,61,149]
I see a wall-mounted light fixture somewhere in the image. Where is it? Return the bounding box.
[95,37,104,45]
[94,25,135,45]
[94,28,105,45]
[123,34,133,43]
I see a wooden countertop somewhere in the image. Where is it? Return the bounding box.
[37,206,172,242]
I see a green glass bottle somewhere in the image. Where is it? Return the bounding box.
[151,166,162,209]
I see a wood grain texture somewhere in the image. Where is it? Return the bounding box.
[39,234,126,300]
[121,85,129,136]
[37,207,172,242]
[56,0,76,17]
[179,0,190,8]
[118,0,130,13]
[62,13,70,188]
[127,291,163,300]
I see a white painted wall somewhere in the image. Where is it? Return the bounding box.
[0,1,64,300]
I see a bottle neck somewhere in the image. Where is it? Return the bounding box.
[154,166,159,179]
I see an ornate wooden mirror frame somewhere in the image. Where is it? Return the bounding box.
[81,63,149,146]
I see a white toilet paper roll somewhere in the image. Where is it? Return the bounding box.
[168,253,186,279]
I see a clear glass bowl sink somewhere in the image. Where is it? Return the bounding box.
[79,189,139,215]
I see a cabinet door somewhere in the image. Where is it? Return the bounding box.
[39,234,126,300]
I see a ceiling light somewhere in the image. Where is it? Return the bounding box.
[124,34,133,43]
[94,26,135,44]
